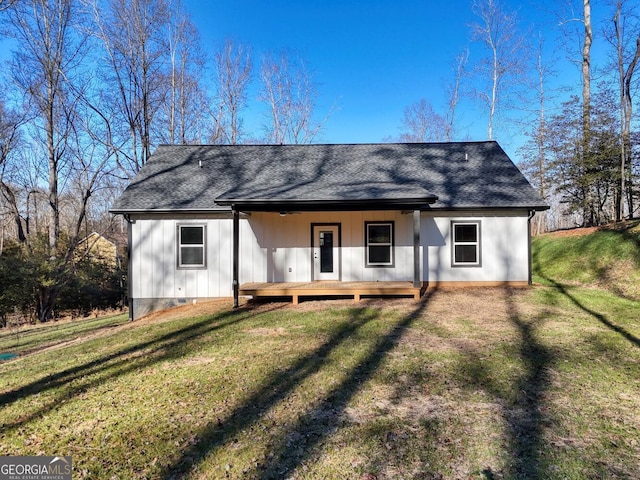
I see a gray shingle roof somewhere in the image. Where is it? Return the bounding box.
[110,141,548,213]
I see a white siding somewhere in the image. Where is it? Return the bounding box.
[129,214,254,299]
[129,209,532,300]
[422,211,530,283]
[247,211,416,283]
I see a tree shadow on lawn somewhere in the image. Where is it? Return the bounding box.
[554,280,640,349]
[160,291,437,479]
[0,316,128,356]
[0,304,283,432]
[451,287,554,480]
[503,288,554,479]
[533,248,640,349]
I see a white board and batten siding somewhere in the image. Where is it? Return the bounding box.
[422,211,531,284]
[247,211,416,283]
[129,209,532,303]
[131,213,233,300]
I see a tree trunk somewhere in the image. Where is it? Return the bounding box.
[581,0,593,225]
[37,285,59,323]
[623,34,640,218]
[582,0,592,137]
[614,2,625,221]
[0,182,26,243]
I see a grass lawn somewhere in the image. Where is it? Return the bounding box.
[1,281,639,479]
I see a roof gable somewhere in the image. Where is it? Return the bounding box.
[111,141,547,213]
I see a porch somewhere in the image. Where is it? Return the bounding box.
[239,281,427,305]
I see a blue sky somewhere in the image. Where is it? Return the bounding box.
[182,0,604,160]
[0,0,609,161]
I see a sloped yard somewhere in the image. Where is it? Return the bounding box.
[1,284,639,479]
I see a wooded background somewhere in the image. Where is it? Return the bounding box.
[0,0,639,321]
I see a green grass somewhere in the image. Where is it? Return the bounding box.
[532,220,640,300]
[0,314,128,356]
[0,226,639,479]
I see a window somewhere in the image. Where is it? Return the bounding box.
[365,222,394,267]
[452,221,480,266]
[178,224,206,268]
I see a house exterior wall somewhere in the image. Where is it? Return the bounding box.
[422,210,531,284]
[127,209,531,319]
[129,213,236,318]
[246,211,416,283]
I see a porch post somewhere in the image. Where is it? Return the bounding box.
[527,210,535,285]
[126,215,134,321]
[232,207,239,308]
[413,209,420,288]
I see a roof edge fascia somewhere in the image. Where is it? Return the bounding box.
[108,207,232,215]
[215,196,438,212]
[426,205,550,212]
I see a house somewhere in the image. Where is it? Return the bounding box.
[110,141,548,320]
[76,232,119,267]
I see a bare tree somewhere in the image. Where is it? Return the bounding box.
[0,0,16,11]
[518,34,553,234]
[61,108,117,264]
[6,0,88,255]
[212,39,251,145]
[557,0,594,137]
[556,0,601,225]
[259,52,331,144]
[162,0,208,144]
[4,0,108,320]
[609,0,640,219]
[88,0,169,174]
[0,99,24,243]
[444,48,468,142]
[399,99,448,142]
[582,0,593,137]
[470,0,528,140]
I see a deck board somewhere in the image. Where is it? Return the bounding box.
[239,281,424,304]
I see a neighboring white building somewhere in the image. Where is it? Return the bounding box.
[111,142,548,319]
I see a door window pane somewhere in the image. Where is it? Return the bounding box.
[320,231,334,272]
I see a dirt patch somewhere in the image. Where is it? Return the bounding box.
[540,219,640,238]
[174,355,217,366]
[245,327,289,336]
[138,298,233,324]
[541,226,599,238]
[254,297,421,313]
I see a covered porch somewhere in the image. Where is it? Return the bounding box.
[217,196,438,308]
[239,281,427,305]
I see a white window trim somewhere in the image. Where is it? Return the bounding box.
[177,224,207,269]
[365,221,394,267]
[451,221,481,267]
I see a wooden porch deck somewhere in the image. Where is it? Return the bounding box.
[239,281,426,305]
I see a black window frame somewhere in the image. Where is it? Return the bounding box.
[177,224,207,269]
[365,221,395,268]
[451,220,481,267]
